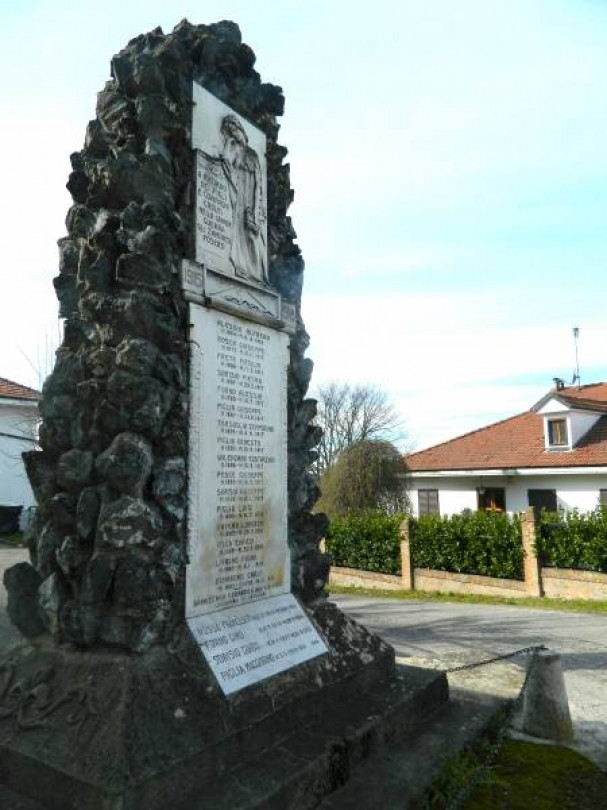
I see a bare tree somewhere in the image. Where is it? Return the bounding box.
[313,381,404,476]
[18,318,63,392]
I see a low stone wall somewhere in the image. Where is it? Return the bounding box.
[412,568,526,598]
[329,566,403,591]
[541,567,607,600]
[329,565,525,597]
[330,564,607,601]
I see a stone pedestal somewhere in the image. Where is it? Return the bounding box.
[0,603,447,810]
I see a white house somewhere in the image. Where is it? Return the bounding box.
[0,377,40,525]
[405,381,607,517]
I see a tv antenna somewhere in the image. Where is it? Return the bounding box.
[571,327,581,388]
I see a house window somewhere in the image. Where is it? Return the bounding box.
[418,489,439,516]
[477,488,506,512]
[528,489,557,513]
[600,490,607,506]
[547,418,568,447]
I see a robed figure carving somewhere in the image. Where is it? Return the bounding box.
[219,114,268,284]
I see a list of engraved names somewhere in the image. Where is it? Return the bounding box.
[186,306,289,617]
[195,153,232,265]
[188,593,327,695]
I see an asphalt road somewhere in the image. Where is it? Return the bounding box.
[332,593,607,769]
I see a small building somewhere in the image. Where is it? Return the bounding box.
[0,377,40,530]
[405,381,607,517]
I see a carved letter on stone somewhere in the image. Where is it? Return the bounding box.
[0,663,101,735]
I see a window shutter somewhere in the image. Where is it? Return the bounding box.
[418,490,428,515]
[418,489,439,516]
[429,489,439,515]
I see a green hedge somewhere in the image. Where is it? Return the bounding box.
[326,507,607,580]
[409,511,524,580]
[325,510,524,580]
[324,511,404,575]
[537,508,607,573]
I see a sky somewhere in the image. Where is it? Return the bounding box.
[2,0,607,451]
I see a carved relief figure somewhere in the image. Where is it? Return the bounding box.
[219,114,268,284]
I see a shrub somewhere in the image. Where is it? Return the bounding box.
[325,511,405,575]
[536,508,607,573]
[316,440,408,521]
[409,511,524,580]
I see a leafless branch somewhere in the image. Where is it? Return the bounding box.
[312,381,405,475]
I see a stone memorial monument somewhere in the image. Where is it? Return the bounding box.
[1,20,446,809]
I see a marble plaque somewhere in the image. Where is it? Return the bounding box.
[187,86,325,695]
[192,82,268,285]
[186,304,290,617]
[187,593,328,695]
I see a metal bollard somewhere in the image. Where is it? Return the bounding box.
[521,649,574,742]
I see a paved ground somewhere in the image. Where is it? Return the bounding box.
[332,593,607,770]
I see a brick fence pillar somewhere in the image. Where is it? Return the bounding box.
[521,507,543,597]
[400,517,414,590]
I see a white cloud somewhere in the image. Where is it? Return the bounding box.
[399,382,547,452]
[0,109,77,389]
[303,291,607,448]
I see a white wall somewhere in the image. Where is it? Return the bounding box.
[569,410,602,448]
[409,476,480,517]
[409,472,607,517]
[537,397,566,415]
[0,402,38,508]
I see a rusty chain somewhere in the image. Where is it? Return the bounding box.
[444,643,548,674]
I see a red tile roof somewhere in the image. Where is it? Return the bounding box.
[557,382,607,403]
[535,382,607,413]
[406,382,607,472]
[0,377,40,402]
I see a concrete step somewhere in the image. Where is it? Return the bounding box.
[180,662,449,809]
[319,652,526,809]
[317,694,503,809]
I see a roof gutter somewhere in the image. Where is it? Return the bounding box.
[408,466,607,477]
[0,397,39,408]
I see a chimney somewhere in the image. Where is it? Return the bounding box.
[553,377,565,391]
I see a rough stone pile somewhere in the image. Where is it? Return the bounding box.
[7,20,327,652]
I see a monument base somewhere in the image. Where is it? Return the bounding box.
[0,602,448,810]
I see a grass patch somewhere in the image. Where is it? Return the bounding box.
[0,532,24,547]
[414,718,607,810]
[328,584,607,614]
[464,740,607,809]
[411,709,509,809]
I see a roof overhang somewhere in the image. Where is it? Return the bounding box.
[0,397,39,408]
[533,394,607,415]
